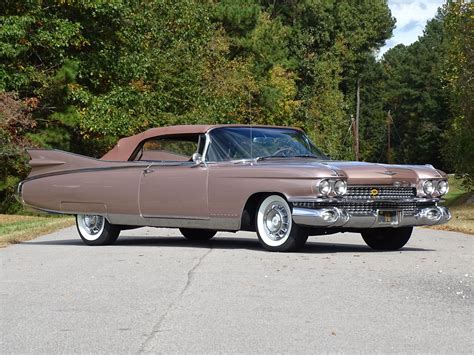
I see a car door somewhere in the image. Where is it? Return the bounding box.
[137,135,209,219]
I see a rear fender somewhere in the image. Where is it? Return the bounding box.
[26,149,109,178]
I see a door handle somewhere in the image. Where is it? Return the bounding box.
[143,168,154,175]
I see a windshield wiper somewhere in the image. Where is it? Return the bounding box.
[254,155,287,162]
[255,154,331,162]
[288,154,319,158]
[255,154,320,161]
[291,154,332,160]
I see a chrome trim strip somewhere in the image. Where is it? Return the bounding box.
[202,132,211,163]
[292,206,451,228]
[141,214,208,220]
[20,160,199,186]
[292,207,349,227]
[17,205,240,231]
[108,214,239,230]
[290,197,440,204]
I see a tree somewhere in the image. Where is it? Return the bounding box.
[442,1,474,188]
[0,0,396,212]
[381,14,450,169]
[0,92,36,212]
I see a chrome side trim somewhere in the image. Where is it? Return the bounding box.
[21,160,200,186]
[18,203,241,230]
[107,213,239,230]
[21,164,147,184]
[141,214,208,220]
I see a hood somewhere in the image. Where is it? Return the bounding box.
[255,159,445,185]
[324,161,445,185]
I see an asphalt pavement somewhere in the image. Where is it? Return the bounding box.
[1,226,472,353]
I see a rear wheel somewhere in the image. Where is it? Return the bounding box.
[361,227,413,250]
[256,195,308,252]
[76,214,120,246]
[180,228,216,241]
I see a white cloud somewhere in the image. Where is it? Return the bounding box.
[379,0,444,57]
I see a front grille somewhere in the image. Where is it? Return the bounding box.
[339,201,417,216]
[346,185,416,200]
[293,200,434,217]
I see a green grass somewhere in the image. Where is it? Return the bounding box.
[441,175,472,207]
[0,214,74,247]
[433,175,474,235]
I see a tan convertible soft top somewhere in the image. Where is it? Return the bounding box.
[101,124,302,161]
[101,125,214,161]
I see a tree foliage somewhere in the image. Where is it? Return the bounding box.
[441,1,473,188]
[380,15,450,168]
[4,1,470,209]
[0,92,36,212]
[375,1,473,188]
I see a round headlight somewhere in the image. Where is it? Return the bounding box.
[334,180,347,196]
[437,180,449,195]
[423,180,435,195]
[319,179,331,195]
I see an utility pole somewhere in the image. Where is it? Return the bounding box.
[350,114,356,158]
[355,77,360,161]
[387,110,392,164]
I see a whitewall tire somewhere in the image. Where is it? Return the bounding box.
[76,214,120,246]
[256,195,308,252]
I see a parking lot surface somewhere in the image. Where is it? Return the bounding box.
[1,227,472,353]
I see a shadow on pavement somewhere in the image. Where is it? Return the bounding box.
[23,235,434,253]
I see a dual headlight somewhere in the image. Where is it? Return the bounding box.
[318,179,347,196]
[422,179,449,196]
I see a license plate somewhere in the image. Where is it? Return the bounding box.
[377,210,399,225]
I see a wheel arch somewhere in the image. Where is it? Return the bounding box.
[240,192,290,231]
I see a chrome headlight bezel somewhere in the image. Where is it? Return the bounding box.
[422,180,435,196]
[334,180,347,196]
[319,179,331,196]
[437,180,449,195]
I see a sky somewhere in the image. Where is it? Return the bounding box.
[379,0,445,56]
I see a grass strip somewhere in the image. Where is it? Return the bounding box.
[0,214,74,248]
[430,176,473,235]
[430,205,474,235]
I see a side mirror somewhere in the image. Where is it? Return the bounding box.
[192,153,203,165]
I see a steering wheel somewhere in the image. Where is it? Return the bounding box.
[271,147,295,157]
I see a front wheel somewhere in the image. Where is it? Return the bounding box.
[256,195,308,252]
[180,228,216,241]
[361,227,413,251]
[76,214,120,246]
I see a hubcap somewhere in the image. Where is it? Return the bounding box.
[78,214,105,238]
[263,203,289,241]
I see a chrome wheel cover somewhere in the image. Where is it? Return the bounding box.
[77,214,105,241]
[257,196,292,247]
[264,203,289,240]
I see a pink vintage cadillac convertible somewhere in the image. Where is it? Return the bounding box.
[18,125,450,251]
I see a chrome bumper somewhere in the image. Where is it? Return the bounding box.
[292,206,451,229]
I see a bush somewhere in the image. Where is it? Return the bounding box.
[0,92,36,213]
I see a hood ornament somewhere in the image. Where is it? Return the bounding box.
[378,170,397,176]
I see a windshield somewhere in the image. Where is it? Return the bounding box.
[206,127,328,162]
